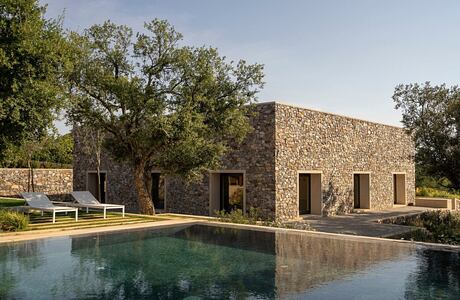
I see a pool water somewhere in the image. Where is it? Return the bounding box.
[0,224,459,299]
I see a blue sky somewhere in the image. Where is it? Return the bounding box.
[42,0,460,132]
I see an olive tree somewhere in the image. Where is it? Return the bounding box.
[67,20,264,214]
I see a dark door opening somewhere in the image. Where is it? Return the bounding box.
[220,173,244,212]
[353,174,360,209]
[88,172,106,203]
[393,174,406,205]
[151,173,165,210]
[299,174,311,214]
[393,174,397,205]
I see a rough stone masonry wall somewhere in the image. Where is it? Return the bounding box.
[275,103,415,220]
[73,129,139,211]
[166,102,277,218]
[0,168,73,201]
[73,103,277,217]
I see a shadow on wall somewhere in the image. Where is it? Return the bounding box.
[322,171,353,216]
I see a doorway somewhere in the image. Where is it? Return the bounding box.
[298,172,322,215]
[353,173,370,209]
[299,174,311,214]
[151,173,165,210]
[87,171,107,203]
[393,174,406,205]
[220,173,244,212]
[209,171,245,215]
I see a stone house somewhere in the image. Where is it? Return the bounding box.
[73,102,415,220]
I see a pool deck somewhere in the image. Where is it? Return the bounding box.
[289,206,434,238]
[0,207,448,248]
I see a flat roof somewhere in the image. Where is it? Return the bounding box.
[257,101,404,130]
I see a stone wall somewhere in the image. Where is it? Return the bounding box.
[73,101,415,220]
[72,102,277,217]
[0,168,73,201]
[166,102,277,217]
[275,103,415,219]
[72,128,139,211]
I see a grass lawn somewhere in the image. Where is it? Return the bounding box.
[0,198,175,232]
[0,197,25,207]
[0,198,186,233]
[0,210,169,233]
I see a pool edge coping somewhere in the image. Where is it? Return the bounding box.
[200,221,460,251]
[1,218,459,251]
[0,219,200,244]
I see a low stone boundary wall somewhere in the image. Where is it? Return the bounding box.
[415,197,459,210]
[0,168,73,201]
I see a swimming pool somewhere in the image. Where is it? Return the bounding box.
[0,224,459,299]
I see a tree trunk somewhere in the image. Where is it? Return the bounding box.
[31,166,35,192]
[27,159,31,192]
[133,163,155,215]
[96,152,101,202]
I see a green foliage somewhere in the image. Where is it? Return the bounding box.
[416,187,460,199]
[216,208,261,225]
[67,19,263,179]
[393,82,460,189]
[0,0,69,160]
[0,210,28,232]
[394,210,460,245]
[0,133,73,168]
[67,19,264,213]
[0,198,25,207]
[417,174,453,190]
[216,208,314,230]
[415,174,460,199]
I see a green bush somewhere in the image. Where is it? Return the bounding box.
[215,208,314,231]
[394,210,460,245]
[0,210,29,232]
[416,187,460,199]
[216,208,261,225]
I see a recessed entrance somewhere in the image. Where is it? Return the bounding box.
[209,171,245,215]
[353,173,370,209]
[87,171,107,203]
[298,172,322,215]
[393,174,406,205]
[151,173,165,210]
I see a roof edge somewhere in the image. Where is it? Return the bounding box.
[255,100,404,130]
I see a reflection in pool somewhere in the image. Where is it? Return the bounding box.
[0,225,459,299]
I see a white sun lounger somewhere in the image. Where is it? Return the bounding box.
[69,191,125,219]
[21,192,79,223]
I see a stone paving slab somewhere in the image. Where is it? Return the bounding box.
[288,206,434,238]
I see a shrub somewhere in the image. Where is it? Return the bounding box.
[416,187,460,199]
[393,210,460,245]
[0,210,29,232]
[215,208,314,231]
[216,208,261,225]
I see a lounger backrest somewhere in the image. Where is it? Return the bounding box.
[21,192,55,209]
[71,191,101,205]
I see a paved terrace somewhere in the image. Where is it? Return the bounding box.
[288,206,433,238]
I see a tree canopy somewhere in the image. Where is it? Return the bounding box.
[0,132,73,168]
[67,19,264,214]
[0,0,68,161]
[393,82,460,189]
